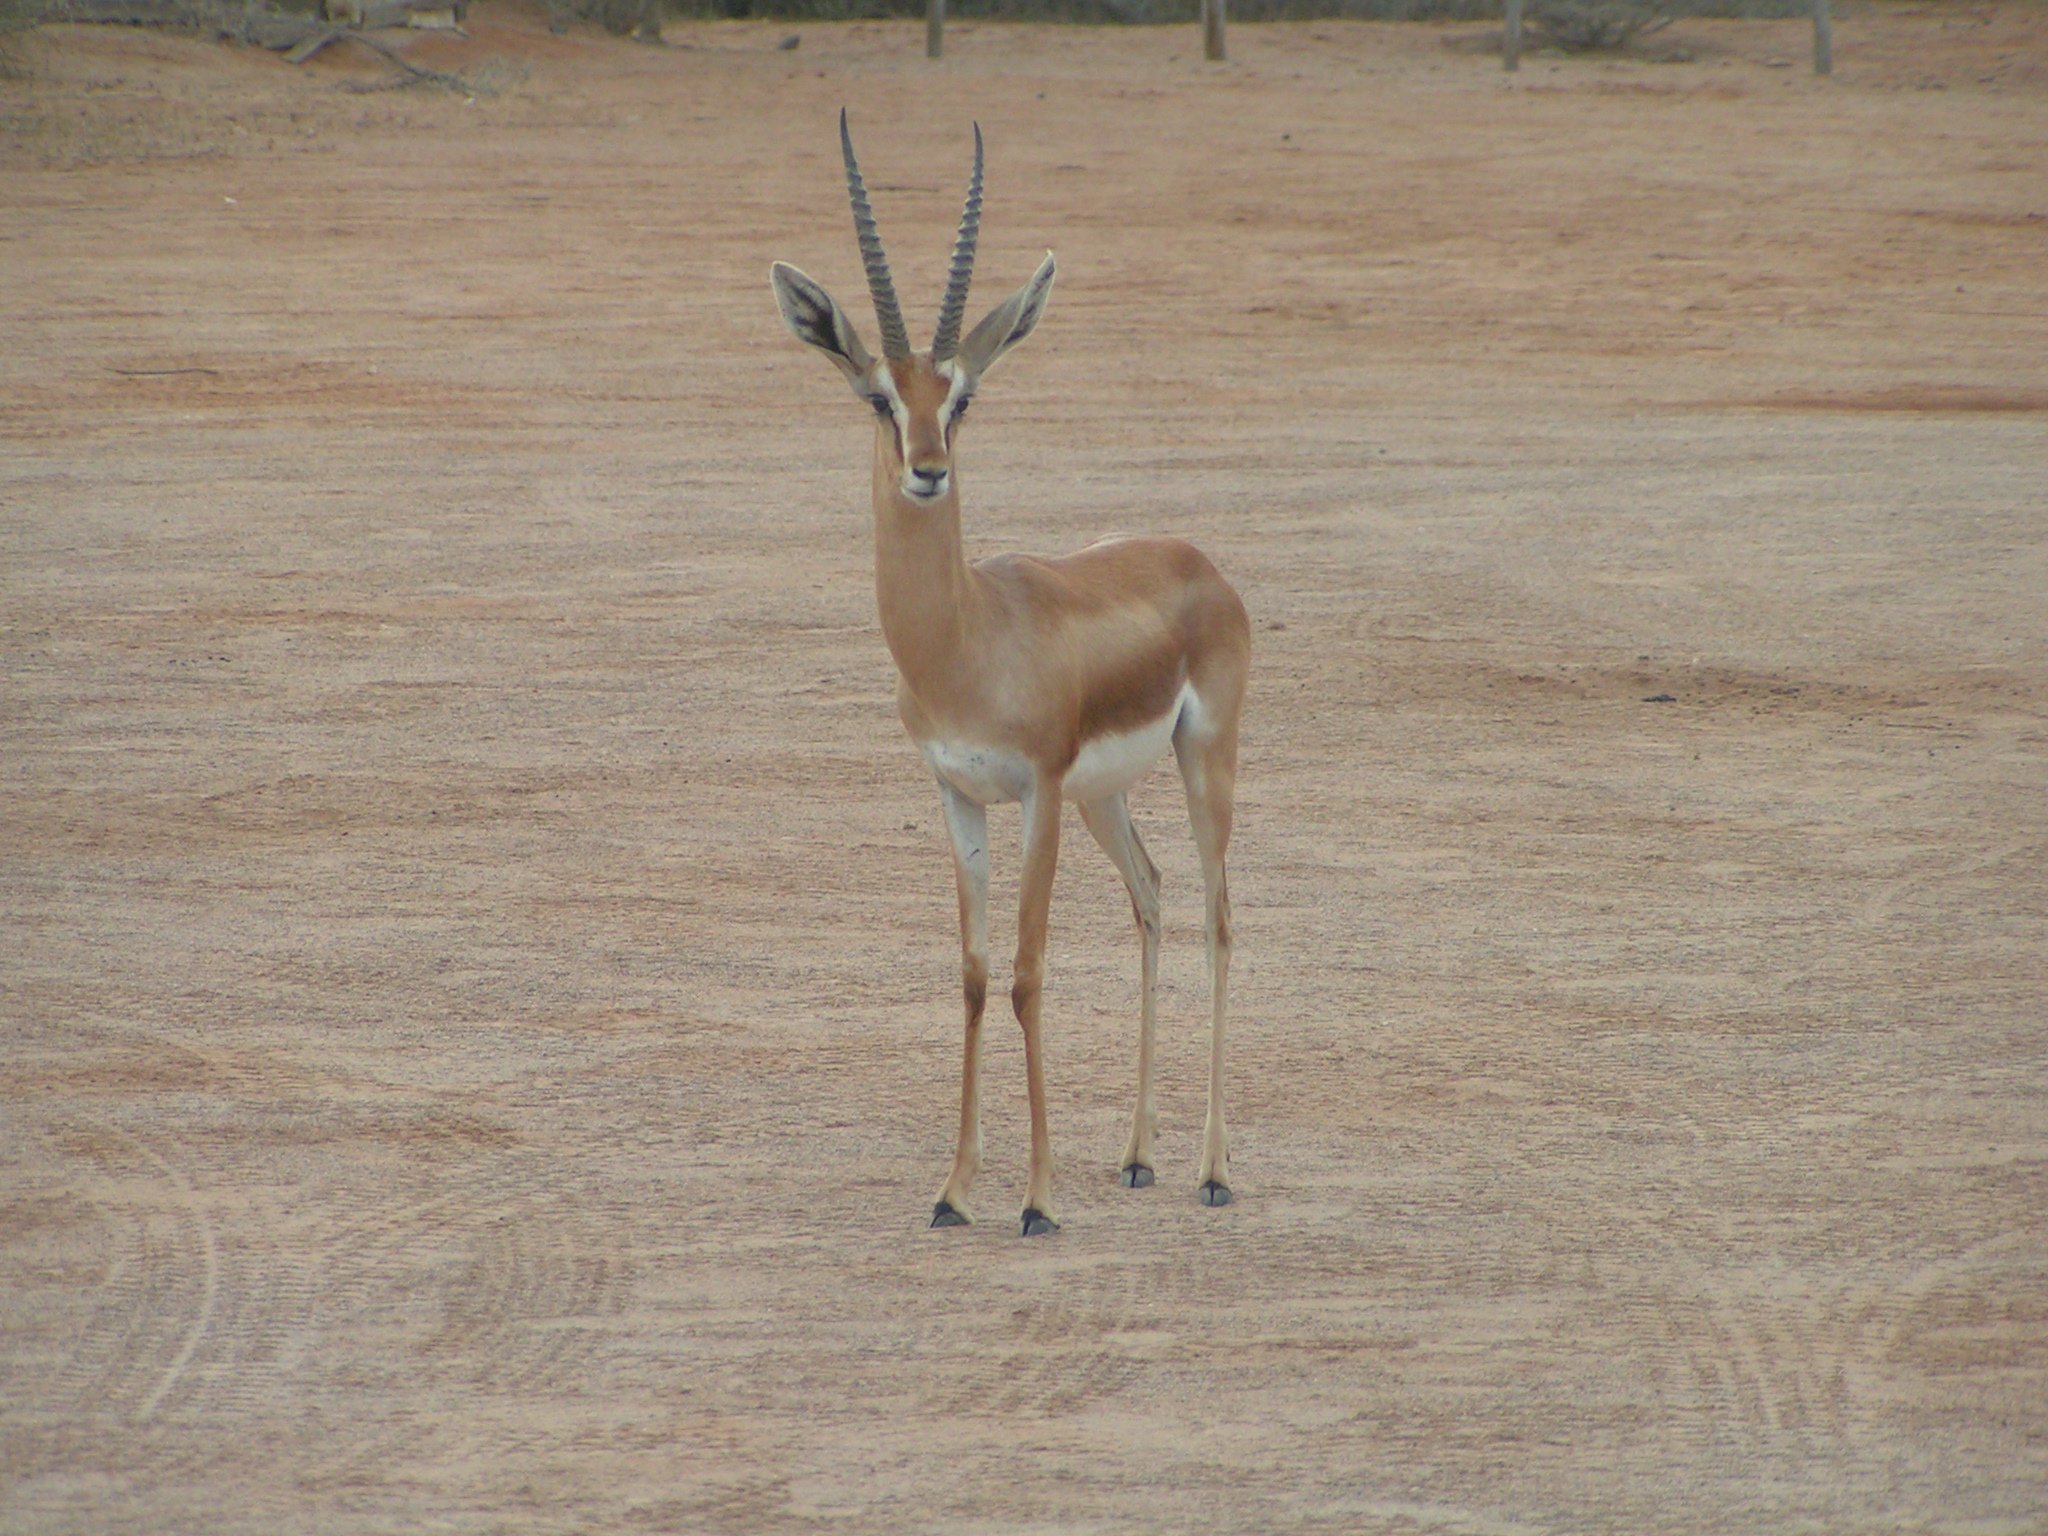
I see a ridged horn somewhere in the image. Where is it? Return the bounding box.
[839,109,911,361]
[931,123,984,363]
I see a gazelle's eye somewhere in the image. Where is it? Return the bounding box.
[953,396,972,420]
[867,394,891,418]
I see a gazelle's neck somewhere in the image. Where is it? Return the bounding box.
[872,443,977,694]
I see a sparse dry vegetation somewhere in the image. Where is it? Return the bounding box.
[666,0,1802,26]
[0,0,43,74]
[0,0,1809,51]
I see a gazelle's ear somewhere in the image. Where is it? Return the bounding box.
[771,261,875,382]
[956,251,1056,379]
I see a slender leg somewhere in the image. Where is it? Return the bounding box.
[1014,777,1063,1236]
[1077,793,1162,1189]
[931,782,989,1228]
[1175,716,1237,1207]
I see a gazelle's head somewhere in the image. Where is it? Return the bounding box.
[771,112,1057,506]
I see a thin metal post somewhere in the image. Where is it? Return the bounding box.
[1812,0,1832,75]
[1202,0,1225,62]
[1504,0,1521,71]
[927,0,943,59]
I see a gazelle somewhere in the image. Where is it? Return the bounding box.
[770,113,1249,1238]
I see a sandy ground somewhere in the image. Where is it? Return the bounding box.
[3,3,2046,1531]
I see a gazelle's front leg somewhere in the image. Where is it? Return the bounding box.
[1014,775,1063,1236]
[931,782,990,1228]
[1077,793,1162,1189]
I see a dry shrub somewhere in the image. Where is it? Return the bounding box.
[1527,0,1671,50]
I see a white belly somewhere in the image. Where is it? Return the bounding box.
[1063,682,1192,803]
[1060,690,1185,803]
[919,684,1191,807]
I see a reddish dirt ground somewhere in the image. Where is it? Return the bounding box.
[3,4,2045,1531]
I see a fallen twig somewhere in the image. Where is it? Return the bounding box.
[337,27,468,88]
[281,25,341,63]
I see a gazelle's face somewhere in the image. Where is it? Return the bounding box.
[863,354,974,504]
[768,118,1055,502]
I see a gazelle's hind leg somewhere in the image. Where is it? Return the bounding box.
[1077,793,1162,1189]
[1174,703,1238,1207]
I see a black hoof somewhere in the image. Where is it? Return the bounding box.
[1199,1180,1232,1207]
[1020,1207,1060,1238]
[1119,1163,1155,1189]
[930,1200,969,1228]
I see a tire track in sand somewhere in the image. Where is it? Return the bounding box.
[27,1121,219,1424]
[943,1257,1157,1420]
[129,1133,219,1422]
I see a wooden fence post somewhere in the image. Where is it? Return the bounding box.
[1812,0,1832,75]
[1202,0,1225,61]
[1503,0,1521,71]
[927,0,943,59]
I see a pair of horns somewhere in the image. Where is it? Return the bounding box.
[840,108,982,363]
